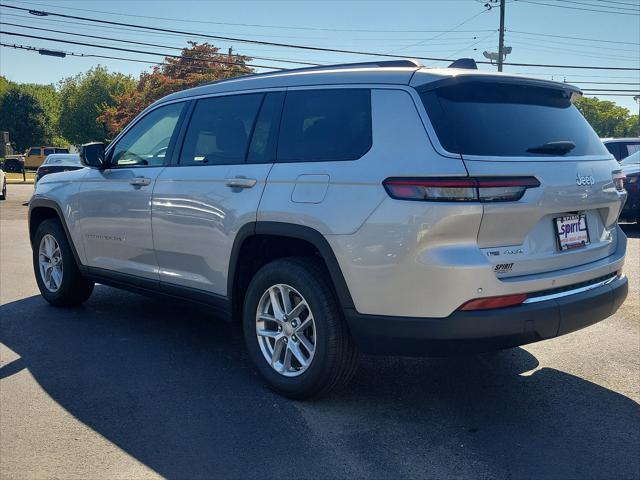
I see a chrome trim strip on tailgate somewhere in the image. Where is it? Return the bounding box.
[523,274,622,304]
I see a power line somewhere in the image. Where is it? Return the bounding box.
[1,3,639,71]
[0,22,321,66]
[385,7,491,54]
[0,41,165,65]
[516,0,640,15]
[0,31,285,70]
[1,0,498,34]
[507,29,639,46]
[555,0,640,12]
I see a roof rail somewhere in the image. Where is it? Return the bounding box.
[202,59,423,86]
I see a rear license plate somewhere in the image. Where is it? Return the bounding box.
[554,214,590,251]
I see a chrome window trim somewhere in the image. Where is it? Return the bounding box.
[523,274,622,304]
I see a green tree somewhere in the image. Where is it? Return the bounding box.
[19,83,64,145]
[576,96,639,137]
[0,76,12,100]
[59,66,135,144]
[0,87,49,151]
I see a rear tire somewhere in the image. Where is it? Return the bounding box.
[0,180,6,200]
[243,257,359,399]
[33,218,94,306]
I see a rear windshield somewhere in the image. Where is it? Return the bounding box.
[419,82,607,157]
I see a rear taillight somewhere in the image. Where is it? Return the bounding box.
[383,177,540,202]
[458,293,527,311]
[613,171,626,192]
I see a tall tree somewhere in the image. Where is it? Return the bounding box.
[59,66,135,144]
[576,97,639,138]
[0,87,49,151]
[99,42,253,135]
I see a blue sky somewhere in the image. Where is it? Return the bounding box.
[0,0,638,112]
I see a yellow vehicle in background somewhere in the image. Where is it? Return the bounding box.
[24,146,70,169]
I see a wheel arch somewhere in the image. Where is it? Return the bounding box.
[29,198,84,270]
[228,222,355,320]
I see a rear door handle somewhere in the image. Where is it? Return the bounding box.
[129,177,152,187]
[225,177,257,189]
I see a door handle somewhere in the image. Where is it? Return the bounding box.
[129,177,151,187]
[225,177,257,189]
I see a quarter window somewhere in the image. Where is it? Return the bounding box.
[180,93,263,166]
[277,89,372,162]
[110,102,185,167]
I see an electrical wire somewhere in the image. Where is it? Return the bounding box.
[0,31,285,70]
[0,22,322,66]
[1,0,499,34]
[516,0,640,15]
[1,3,639,71]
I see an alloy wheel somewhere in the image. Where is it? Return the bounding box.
[38,234,63,292]
[256,284,317,377]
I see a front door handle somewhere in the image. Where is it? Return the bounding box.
[130,177,151,187]
[225,177,257,189]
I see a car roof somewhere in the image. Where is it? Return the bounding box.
[153,59,580,107]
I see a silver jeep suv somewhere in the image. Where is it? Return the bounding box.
[29,60,628,398]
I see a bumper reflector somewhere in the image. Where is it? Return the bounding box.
[459,293,528,311]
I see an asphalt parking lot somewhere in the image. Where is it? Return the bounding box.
[1,183,639,479]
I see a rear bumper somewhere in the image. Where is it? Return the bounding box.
[345,273,628,356]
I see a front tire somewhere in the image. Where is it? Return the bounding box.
[243,257,359,399]
[33,218,94,306]
[0,180,6,200]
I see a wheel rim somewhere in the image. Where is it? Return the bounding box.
[38,234,63,292]
[256,284,316,377]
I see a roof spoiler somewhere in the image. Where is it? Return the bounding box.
[448,58,478,70]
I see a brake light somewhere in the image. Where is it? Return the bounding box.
[458,293,527,311]
[383,177,540,202]
[612,171,626,192]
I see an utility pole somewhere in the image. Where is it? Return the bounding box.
[497,0,506,72]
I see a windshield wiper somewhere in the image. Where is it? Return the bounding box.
[526,140,576,155]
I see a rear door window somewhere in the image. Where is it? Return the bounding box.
[277,89,372,162]
[419,81,608,157]
[180,93,264,166]
[44,148,55,156]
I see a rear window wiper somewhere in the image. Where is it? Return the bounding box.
[526,140,576,155]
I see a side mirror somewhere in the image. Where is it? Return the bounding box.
[80,142,106,168]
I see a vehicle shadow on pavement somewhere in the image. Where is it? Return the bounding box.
[1,287,638,480]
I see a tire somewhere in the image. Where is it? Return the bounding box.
[243,257,359,399]
[33,218,94,306]
[0,180,6,200]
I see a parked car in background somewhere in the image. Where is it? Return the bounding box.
[1,156,24,173]
[24,147,70,170]
[29,60,628,398]
[35,154,83,185]
[601,138,640,161]
[619,151,640,223]
[0,167,6,200]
